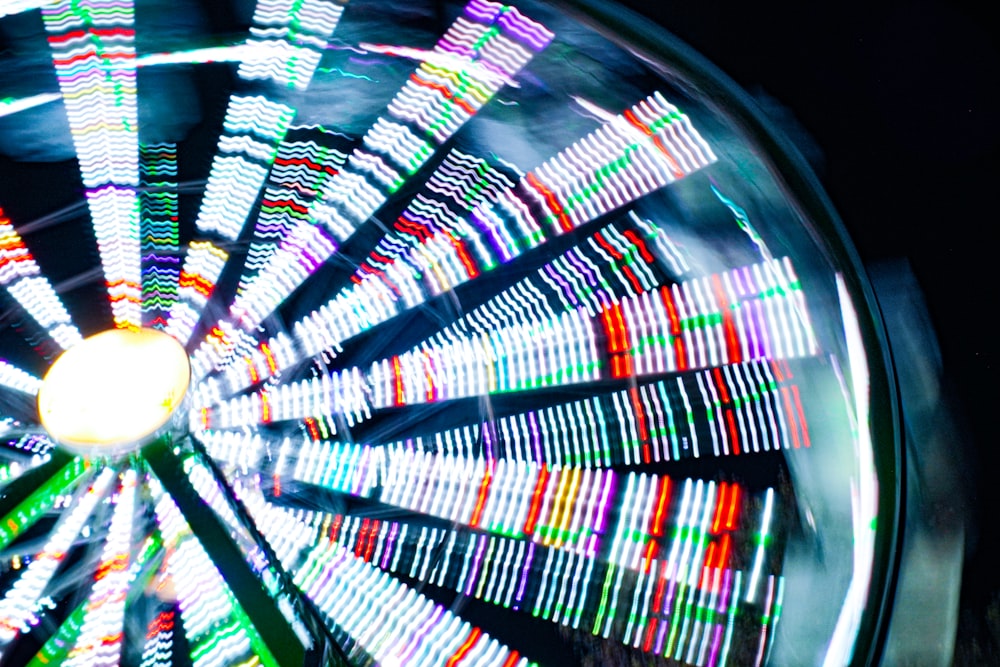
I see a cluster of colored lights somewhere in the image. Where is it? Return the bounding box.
[139,609,175,667]
[240,131,348,295]
[0,211,83,349]
[207,88,715,394]
[204,136,699,398]
[239,0,346,90]
[241,460,782,665]
[237,491,532,667]
[42,0,142,329]
[62,469,136,667]
[284,358,807,473]
[140,143,180,328]
[226,0,554,334]
[198,251,815,433]
[151,483,272,667]
[164,241,229,342]
[0,468,114,645]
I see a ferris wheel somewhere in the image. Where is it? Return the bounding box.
[0,1,900,665]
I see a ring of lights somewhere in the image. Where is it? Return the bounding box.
[0,1,900,666]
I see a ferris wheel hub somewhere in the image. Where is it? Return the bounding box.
[37,328,191,455]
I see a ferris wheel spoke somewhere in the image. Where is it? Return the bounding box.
[1,209,84,349]
[236,490,532,666]
[0,466,114,647]
[198,254,819,438]
[23,525,165,667]
[42,0,143,330]
[0,451,85,553]
[59,468,139,667]
[138,143,181,330]
[254,463,785,665]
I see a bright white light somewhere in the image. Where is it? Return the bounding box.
[37,328,190,453]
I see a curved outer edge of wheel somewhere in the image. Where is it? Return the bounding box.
[539,1,905,664]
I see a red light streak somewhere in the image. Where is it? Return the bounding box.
[305,417,320,441]
[594,232,642,292]
[178,271,213,298]
[650,476,671,536]
[501,651,521,667]
[356,518,371,558]
[643,538,658,573]
[629,387,651,461]
[522,465,549,536]
[422,349,437,402]
[329,515,343,542]
[622,229,654,263]
[245,356,259,384]
[711,274,742,364]
[780,387,801,449]
[260,390,270,423]
[711,368,731,404]
[725,410,740,455]
[601,303,633,378]
[260,342,278,374]
[725,485,740,530]
[622,109,684,178]
[790,385,811,448]
[469,463,494,528]
[364,519,380,562]
[659,287,686,370]
[445,627,482,667]
[448,235,480,279]
[711,482,729,534]
[410,72,477,116]
[526,172,572,232]
[392,356,404,406]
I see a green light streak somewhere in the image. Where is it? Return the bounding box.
[0,457,88,551]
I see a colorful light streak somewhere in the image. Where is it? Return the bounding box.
[0,93,62,118]
[0,467,112,644]
[140,143,180,328]
[162,0,346,344]
[42,0,143,329]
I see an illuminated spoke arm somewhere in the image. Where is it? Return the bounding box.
[63,469,138,667]
[42,0,142,329]
[24,530,164,667]
[0,453,89,553]
[207,89,716,396]
[1,211,83,349]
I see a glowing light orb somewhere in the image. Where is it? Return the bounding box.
[37,328,190,453]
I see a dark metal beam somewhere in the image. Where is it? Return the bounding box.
[142,436,316,667]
